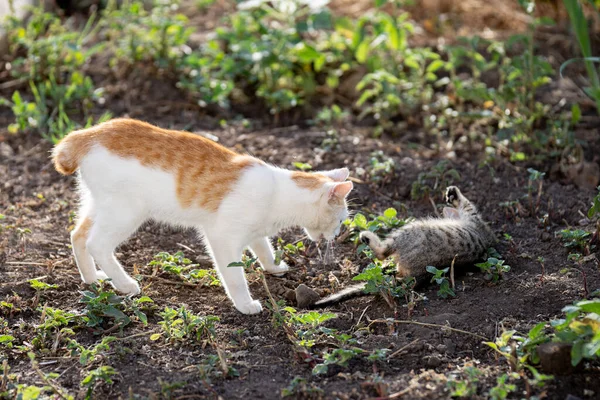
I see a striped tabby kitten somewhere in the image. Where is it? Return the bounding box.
[314,186,495,307]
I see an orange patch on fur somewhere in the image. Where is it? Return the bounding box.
[291,171,333,190]
[72,217,93,243]
[52,119,260,212]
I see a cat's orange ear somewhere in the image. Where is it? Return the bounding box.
[328,181,353,203]
[320,168,349,182]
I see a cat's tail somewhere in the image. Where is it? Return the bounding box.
[313,283,367,307]
[359,231,393,259]
[52,126,97,175]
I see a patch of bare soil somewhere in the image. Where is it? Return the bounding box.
[1,91,600,398]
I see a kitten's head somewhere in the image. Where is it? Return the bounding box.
[294,168,353,241]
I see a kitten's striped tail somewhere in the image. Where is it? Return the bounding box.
[52,126,98,175]
[359,231,392,259]
[313,283,367,307]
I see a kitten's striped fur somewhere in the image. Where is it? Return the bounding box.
[314,186,495,307]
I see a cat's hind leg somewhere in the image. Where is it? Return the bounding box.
[86,209,144,296]
[248,237,289,276]
[445,186,477,217]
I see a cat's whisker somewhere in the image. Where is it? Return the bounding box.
[324,239,335,265]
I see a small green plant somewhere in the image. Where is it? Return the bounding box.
[274,239,305,266]
[426,266,455,298]
[2,6,111,141]
[104,0,193,70]
[526,168,545,215]
[551,298,600,366]
[557,229,591,251]
[353,259,417,309]
[489,373,518,400]
[367,151,395,183]
[475,257,511,283]
[485,322,549,372]
[151,306,219,344]
[33,306,77,350]
[281,376,324,398]
[588,186,600,219]
[29,279,58,291]
[0,335,15,348]
[67,336,117,365]
[149,251,220,286]
[344,208,409,246]
[411,160,460,201]
[447,366,482,398]
[562,0,600,115]
[81,366,116,400]
[79,283,149,330]
[312,348,363,375]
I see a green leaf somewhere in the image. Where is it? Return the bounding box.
[0,335,15,344]
[355,39,370,63]
[576,299,600,314]
[294,43,320,63]
[353,213,367,229]
[150,333,162,341]
[383,208,397,219]
[571,340,584,366]
[427,59,445,73]
[528,322,546,339]
[227,262,245,268]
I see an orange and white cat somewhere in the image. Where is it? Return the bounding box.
[52,118,353,314]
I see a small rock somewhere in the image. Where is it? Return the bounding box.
[537,342,575,375]
[332,270,342,278]
[540,232,552,242]
[284,289,296,303]
[443,339,456,354]
[0,143,14,158]
[295,284,320,309]
[425,355,441,368]
[436,344,447,353]
[565,395,583,400]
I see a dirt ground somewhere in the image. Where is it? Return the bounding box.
[2,1,600,399]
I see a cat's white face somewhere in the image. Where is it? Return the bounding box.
[304,181,352,241]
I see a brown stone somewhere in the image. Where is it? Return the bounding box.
[295,284,320,309]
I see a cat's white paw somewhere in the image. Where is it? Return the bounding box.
[82,270,109,285]
[265,261,289,277]
[235,300,263,315]
[114,278,141,296]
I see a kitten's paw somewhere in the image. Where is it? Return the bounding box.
[360,231,377,246]
[236,300,263,315]
[265,261,289,277]
[445,186,461,207]
[114,278,141,297]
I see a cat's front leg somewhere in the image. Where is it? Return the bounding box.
[249,237,289,277]
[205,235,262,315]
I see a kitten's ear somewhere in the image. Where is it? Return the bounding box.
[328,181,353,203]
[443,207,460,219]
[320,168,349,182]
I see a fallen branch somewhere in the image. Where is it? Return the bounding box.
[115,329,159,341]
[31,357,72,400]
[368,319,488,340]
[388,339,419,360]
